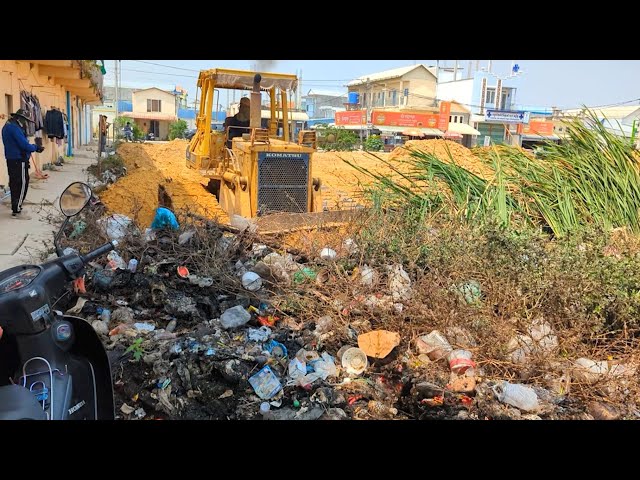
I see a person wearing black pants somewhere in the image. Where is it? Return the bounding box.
[1,109,44,219]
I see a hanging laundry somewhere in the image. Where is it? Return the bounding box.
[44,108,65,139]
[19,90,44,136]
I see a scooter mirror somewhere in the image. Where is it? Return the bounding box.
[59,182,93,217]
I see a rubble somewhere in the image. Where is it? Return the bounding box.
[60,175,640,421]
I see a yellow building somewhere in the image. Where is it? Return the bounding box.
[347,64,438,111]
[120,87,178,140]
[0,60,103,187]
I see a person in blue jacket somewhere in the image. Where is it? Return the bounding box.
[2,109,44,219]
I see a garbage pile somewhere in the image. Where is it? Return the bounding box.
[58,202,639,421]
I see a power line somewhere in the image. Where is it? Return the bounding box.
[107,64,640,113]
[128,60,200,72]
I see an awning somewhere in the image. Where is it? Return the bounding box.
[198,68,298,92]
[521,134,561,141]
[338,124,370,130]
[444,131,463,139]
[260,110,309,121]
[447,122,481,136]
[376,125,444,136]
[121,112,178,121]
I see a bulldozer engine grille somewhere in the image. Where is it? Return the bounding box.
[258,152,309,214]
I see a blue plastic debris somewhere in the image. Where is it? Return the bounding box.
[151,207,179,230]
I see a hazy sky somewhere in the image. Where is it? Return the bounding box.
[104,60,640,110]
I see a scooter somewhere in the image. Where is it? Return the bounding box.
[0,182,117,420]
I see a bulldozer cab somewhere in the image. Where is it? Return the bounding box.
[186,68,315,170]
[184,68,338,233]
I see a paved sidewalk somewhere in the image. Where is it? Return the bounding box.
[0,146,99,270]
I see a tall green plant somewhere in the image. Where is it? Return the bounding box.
[169,119,188,140]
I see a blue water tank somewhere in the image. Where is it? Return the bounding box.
[348,92,359,105]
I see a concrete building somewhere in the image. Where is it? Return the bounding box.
[302,89,347,119]
[556,105,640,143]
[437,68,523,146]
[120,87,179,140]
[0,60,103,188]
[347,64,438,112]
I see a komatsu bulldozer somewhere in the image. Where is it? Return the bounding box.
[186,68,352,234]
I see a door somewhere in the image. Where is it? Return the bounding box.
[150,120,160,138]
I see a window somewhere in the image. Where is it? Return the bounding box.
[5,94,13,117]
[391,90,397,105]
[449,115,452,122]
[485,88,496,104]
[147,99,161,112]
[501,91,509,108]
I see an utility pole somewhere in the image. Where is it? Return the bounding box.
[298,69,302,110]
[366,77,372,140]
[114,60,119,143]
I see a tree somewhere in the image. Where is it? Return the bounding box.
[169,119,188,140]
[114,115,143,140]
[364,134,383,152]
[317,126,359,151]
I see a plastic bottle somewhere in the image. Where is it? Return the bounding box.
[259,402,274,420]
[128,259,138,273]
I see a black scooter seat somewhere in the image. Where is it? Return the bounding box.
[0,384,48,420]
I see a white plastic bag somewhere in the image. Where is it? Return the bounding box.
[98,214,133,241]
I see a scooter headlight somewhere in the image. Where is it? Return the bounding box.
[55,323,72,341]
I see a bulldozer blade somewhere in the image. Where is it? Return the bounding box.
[255,209,364,235]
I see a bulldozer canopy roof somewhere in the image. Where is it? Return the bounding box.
[198,68,298,92]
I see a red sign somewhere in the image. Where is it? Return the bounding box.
[372,110,439,128]
[518,121,554,136]
[335,110,368,125]
[438,101,451,132]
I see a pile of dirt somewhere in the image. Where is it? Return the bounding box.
[312,151,396,209]
[100,140,228,228]
[390,139,495,180]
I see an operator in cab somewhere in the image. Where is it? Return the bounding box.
[225,96,250,148]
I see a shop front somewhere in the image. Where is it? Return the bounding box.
[518,120,560,150]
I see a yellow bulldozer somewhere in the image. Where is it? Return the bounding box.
[186,67,352,234]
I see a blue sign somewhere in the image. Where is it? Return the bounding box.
[485,110,530,124]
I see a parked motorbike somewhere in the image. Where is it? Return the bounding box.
[122,128,134,142]
[146,132,155,141]
[0,182,117,420]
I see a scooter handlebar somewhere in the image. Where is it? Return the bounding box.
[81,240,118,265]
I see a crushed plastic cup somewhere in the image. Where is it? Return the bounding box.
[417,330,452,361]
[341,347,368,376]
[107,251,127,270]
[448,349,476,374]
[128,259,138,273]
